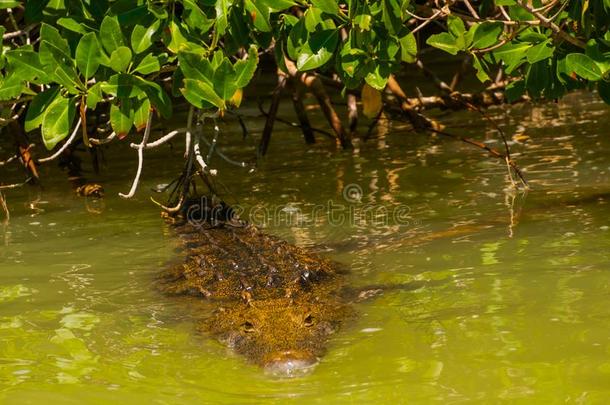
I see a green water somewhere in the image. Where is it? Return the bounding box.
[1,92,610,403]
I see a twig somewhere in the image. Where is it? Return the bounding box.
[411,9,443,35]
[38,118,82,163]
[461,100,511,161]
[516,0,586,48]
[119,111,153,198]
[0,178,31,190]
[428,127,528,188]
[205,120,219,162]
[198,130,249,168]
[462,0,480,19]
[89,131,117,145]
[0,154,18,167]
[130,128,186,150]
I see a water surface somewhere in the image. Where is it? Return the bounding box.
[1,92,610,403]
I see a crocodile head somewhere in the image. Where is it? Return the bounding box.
[205,294,349,377]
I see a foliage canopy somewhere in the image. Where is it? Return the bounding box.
[0,1,609,153]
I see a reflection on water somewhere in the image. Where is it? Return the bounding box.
[1,92,610,403]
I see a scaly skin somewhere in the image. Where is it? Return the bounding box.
[159,220,352,375]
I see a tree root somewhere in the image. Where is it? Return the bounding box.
[283,58,353,150]
[291,83,316,144]
[258,71,287,156]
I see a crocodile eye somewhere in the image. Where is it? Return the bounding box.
[303,314,315,327]
[241,321,256,333]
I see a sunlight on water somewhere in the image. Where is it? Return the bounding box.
[1,92,610,403]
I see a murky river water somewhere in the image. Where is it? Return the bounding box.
[1,92,609,403]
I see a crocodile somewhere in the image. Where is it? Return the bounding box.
[159,197,356,376]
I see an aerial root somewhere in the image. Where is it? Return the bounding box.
[119,111,153,199]
[258,70,287,157]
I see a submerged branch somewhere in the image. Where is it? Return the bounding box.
[385,74,528,188]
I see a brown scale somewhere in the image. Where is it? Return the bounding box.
[158,221,353,374]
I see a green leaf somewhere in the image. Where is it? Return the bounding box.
[382,0,402,35]
[110,99,133,138]
[0,1,21,8]
[57,17,90,35]
[399,32,417,63]
[178,52,214,84]
[287,18,308,60]
[260,0,296,12]
[526,40,555,64]
[215,0,230,36]
[100,15,124,54]
[364,63,389,90]
[297,29,339,71]
[426,33,460,55]
[181,78,224,109]
[566,53,603,81]
[5,49,48,81]
[525,60,550,97]
[165,19,201,53]
[234,45,259,88]
[493,42,532,74]
[183,0,214,32]
[101,74,146,98]
[87,82,103,110]
[598,80,610,104]
[134,53,166,75]
[353,14,372,31]
[133,97,151,131]
[505,80,525,103]
[109,46,133,73]
[39,40,80,93]
[76,32,103,79]
[447,15,466,38]
[40,23,71,56]
[213,59,237,100]
[25,86,60,132]
[245,0,271,32]
[311,0,339,16]
[41,95,76,150]
[471,22,503,49]
[135,78,172,118]
[472,55,490,82]
[0,75,24,100]
[130,21,160,54]
[304,7,335,32]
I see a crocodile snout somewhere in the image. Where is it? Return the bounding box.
[263,350,318,377]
